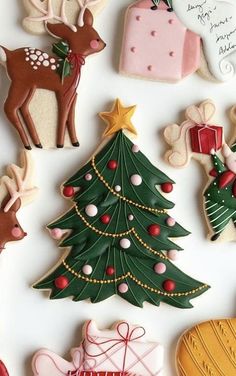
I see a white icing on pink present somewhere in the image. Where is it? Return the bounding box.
[32,321,164,376]
[119,0,200,82]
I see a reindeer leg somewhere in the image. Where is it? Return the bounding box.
[67,93,79,147]
[20,88,42,149]
[56,92,70,148]
[4,85,31,149]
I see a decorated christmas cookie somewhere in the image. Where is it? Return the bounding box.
[172,0,236,82]
[0,6,105,149]
[176,317,236,376]
[0,361,9,376]
[34,99,209,308]
[23,0,108,35]
[164,99,236,242]
[0,151,38,251]
[119,0,200,82]
[32,320,164,376]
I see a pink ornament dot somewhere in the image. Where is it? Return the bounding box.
[148,65,153,71]
[118,283,129,294]
[132,145,140,153]
[131,47,136,53]
[130,174,142,186]
[154,263,166,275]
[11,227,23,239]
[120,238,131,249]
[85,204,98,217]
[85,173,92,181]
[169,51,175,57]
[82,264,93,275]
[151,30,157,36]
[166,217,176,227]
[50,228,63,240]
[168,250,179,261]
[136,15,141,21]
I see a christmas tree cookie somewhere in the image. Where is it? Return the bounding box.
[119,0,200,82]
[164,99,236,242]
[176,317,236,376]
[34,99,209,308]
[32,320,164,376]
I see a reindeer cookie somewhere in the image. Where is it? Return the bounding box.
[0,151,38,251]
[0,6,105,149]
[32,320,164,376]
[23,0,108,35]
[176,317,236,376]
[164,99,236,242]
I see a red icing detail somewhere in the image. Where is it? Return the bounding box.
[209,168,218,177]
[54,276,69,289]
[106,266,115,275]
[182,30,201,78]
[69,372,131,376]
[107,160,118,170]
[163,279,176,292]
[190,125,223,155]
[100,214,111,224]
[219,171,235,189]
[0,361,9,376]
[148,224,161,236]
[161,182,173,193]
[63,186,75,198]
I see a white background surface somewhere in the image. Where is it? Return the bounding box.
[0,1,236,375]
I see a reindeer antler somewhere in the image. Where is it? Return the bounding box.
[77,0,101,26]
[27,0,77,31]
[1,151,38,213]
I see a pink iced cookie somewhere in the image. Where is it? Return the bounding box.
[119,0,200,82]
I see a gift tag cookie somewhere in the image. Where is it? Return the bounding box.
[176,317,236,376]
[34,99,209,309]
[172,0,236,82]
[119,0,200,82]
[164,99,236,242]
[23,0,108,35]
[0,7,106,149]
[0,151,38,251]
[32,320,164,376]
[0,361,9,376]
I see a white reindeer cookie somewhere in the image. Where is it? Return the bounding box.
[23,0,108,35]
[0,4,106,149]
[0,150,38,251]
[164,99,236,242]
[172,0,236,82]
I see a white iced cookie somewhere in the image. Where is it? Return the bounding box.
[172,0,236,82]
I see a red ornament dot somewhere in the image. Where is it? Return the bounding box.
[63,186,75,198]
[163,279,176,292]
[161,183,173,193]
[107,160,118,170]
[54,276,69,289]
[148,224,161,236]
[100,214,111,224]
[106,266,115,276]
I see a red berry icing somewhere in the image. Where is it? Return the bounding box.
[63,186,75,198]
[54,276,69,289]
[161,182,173,193]
[148,224,161,236]
[100,214,111,224]
[107,160,118,170]
[106,266,115,276]
[163,279,176,292]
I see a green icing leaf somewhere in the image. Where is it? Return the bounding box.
[52,40,72,81]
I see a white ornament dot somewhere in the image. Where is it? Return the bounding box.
[115,185,121,192]
[130,174,142,186]
[120,238,131,249]
[85,173,92,181]
[132,145,140,153]
[43,60,49,67]
[85,204,98,217]
[128,214,134,221]
[51,65,57,70]
[82,264,93,275]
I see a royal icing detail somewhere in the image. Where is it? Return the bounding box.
[119,0,200,82]
[164,99,236,242]
[0,361,9,376]
[24,48,60,71]
[34,99,209,309]
[0,151,38,251]
[172,0,236,81]
[32,321,164,376]
[177,317,236,376]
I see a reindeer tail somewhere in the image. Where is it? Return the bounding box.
[0,46,10,65]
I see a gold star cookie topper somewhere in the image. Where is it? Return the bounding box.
[99,99,137,138]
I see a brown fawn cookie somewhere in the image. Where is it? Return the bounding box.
[23,0,109,35]
[0,6,106,149]
[0,151,38,251]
